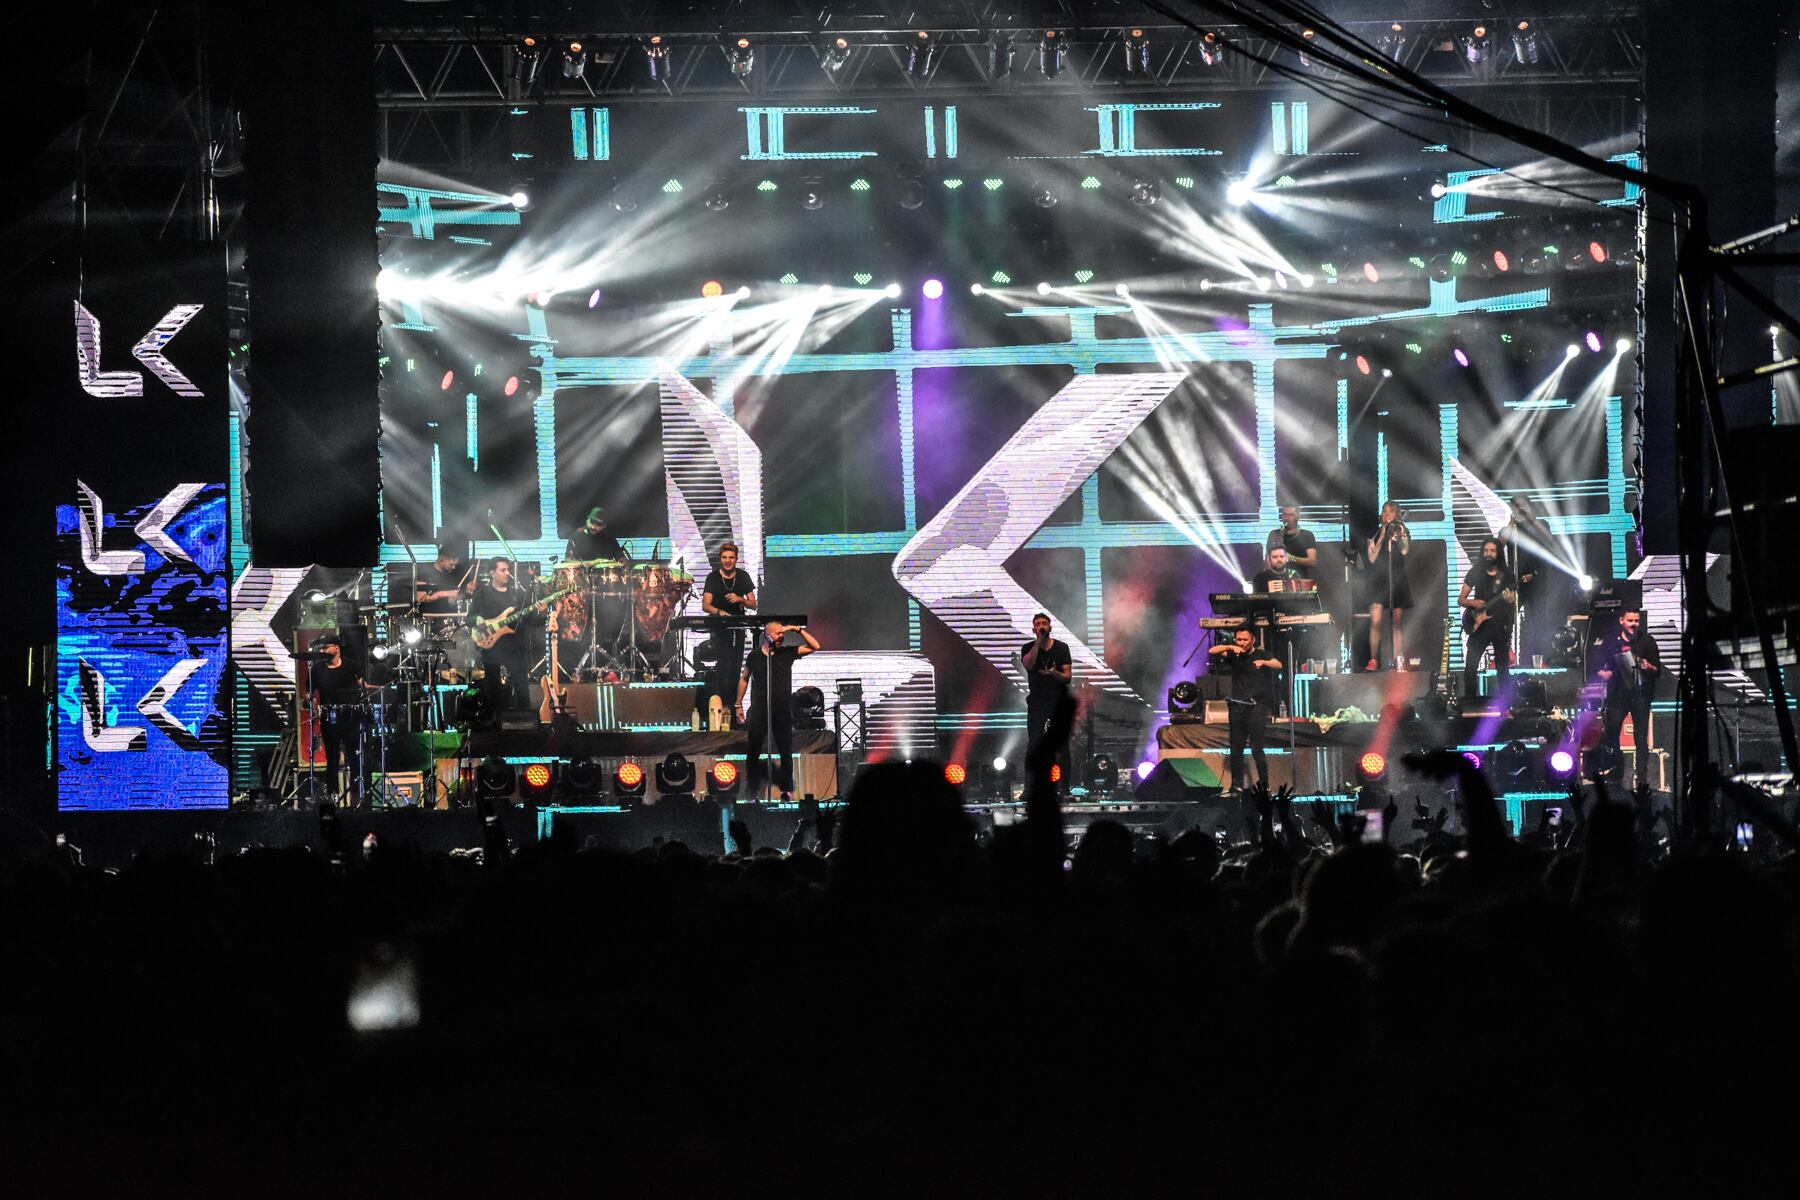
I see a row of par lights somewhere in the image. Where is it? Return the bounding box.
[937,753,1132,798]
[474,753,742,804]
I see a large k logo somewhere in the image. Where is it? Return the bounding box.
[892,372,1187,707]
[74,300,206,398]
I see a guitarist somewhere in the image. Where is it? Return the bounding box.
[1459,537,1518,700]
[468,558,538,710]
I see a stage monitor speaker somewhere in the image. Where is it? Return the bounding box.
[1133,758,1223,803]
[498,709,539,731]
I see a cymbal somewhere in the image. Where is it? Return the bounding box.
[355,600,415,612]
[562,557,624,568]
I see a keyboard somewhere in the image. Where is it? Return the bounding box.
[671,614,807,632]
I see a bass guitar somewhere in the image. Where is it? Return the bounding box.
[472,585,576,650]
[1461,586,1517,633]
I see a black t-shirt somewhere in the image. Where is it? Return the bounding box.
[1251,567,1301,593]
[1217,646,1276,704]
[1462,564,1517,622]
[1020,637,1073,701]
[310,658,363,707]
[469,584,535,642]
[704,568,754,616]
[416,562,468,615]
[742,640,802,709]
[566,527,626,563]
[1264,527,1318,577]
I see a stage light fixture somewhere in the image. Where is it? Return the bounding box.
[907,31,937,78]
[1049,763,1063,785]
[1357,751,1387,783]
[821,35,850,74]
[792,686,827,730]
[1578,573,1596,592]
[1198,30,1222,67]
[1088,753,1118,796]
[1362,261,1381,283]
[1032,179,1058,208]
[400,626,423,646]
[1430,182,1448,199]
[884,282,903,299]
[701,280,724,298]
[1226,179,1252,206]
[802,181,825,211]
[988,32,1016,79]
[1136,759,1157,781]
[991,755,1008,773]
[646,34,669,79]
[970,283,985,296]
[509,190,531,211]
[1124,28,1149,75]
[704,187,731,212]
[707,760,740,799]
[1512,20,1540,66]
[944,763,967,787]
[1130,179,1160,207]
[1299,273,1315,287]
[1493,249,1510,272]
[1167,680,1201,716]
[816,283,834,299]
[477,755,517,802]
[1616,337,1632,353]
[370,644,390,662]
[1299,28,1317,68]
[1588,239,1608,264]
[656,752,696,795]
[1453,348,1470,368]
[609,184,639,213]
[922,278,944,299]
[1462,750,1484,771]
[511,35,544,89]
[1256,276,1272,292]
[1585,331,1604,353]
[586,290,601,310]
[1039,30,1064,77]
[1565,344,1581,359]
[735,286,751,299]
[1036,281,1052,295]
[1547,748,1577,780]
[1355,355,1371,376]
[1463,25,1490,65]
[613,760,647,801]
[519,762,555,802]
[895,177,925,209]
[457,687,493,729]
[729,37,754,78]
[1114,283,1131,298]
[563,755,603,799]
[562,40,588,79]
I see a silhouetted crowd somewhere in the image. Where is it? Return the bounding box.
[5,702,1798,1193]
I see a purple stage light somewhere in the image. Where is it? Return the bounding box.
[587,288,602,308]
[1136,760,1156,781]
[1548,749,1576,777]
[1585,330,1603,353]
[1453,347,1470,368]
[1462,750,1483,770]
[922,278,944,300]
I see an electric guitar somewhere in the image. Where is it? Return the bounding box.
[540,609,568,724]
[1461,584,1517,633]
[472,586,576,650]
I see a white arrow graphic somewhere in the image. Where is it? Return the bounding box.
[230,567,308,712]
[892,371,1187,707]
[134,483,205,565]
[131,303,205,397]
[78,660,146,752]
[74,302,143,397]
[76,480,145,575]
[136,657,208,749]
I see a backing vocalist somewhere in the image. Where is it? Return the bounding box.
[1366,500,1414,671]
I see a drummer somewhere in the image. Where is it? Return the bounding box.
[566,506,630,565]
[417,543,474,617]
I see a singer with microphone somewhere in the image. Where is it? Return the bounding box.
[1019,612,1074,776]
[737,618,820,800]
[1366,501,1415,671]
[1595,609,1662,791]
